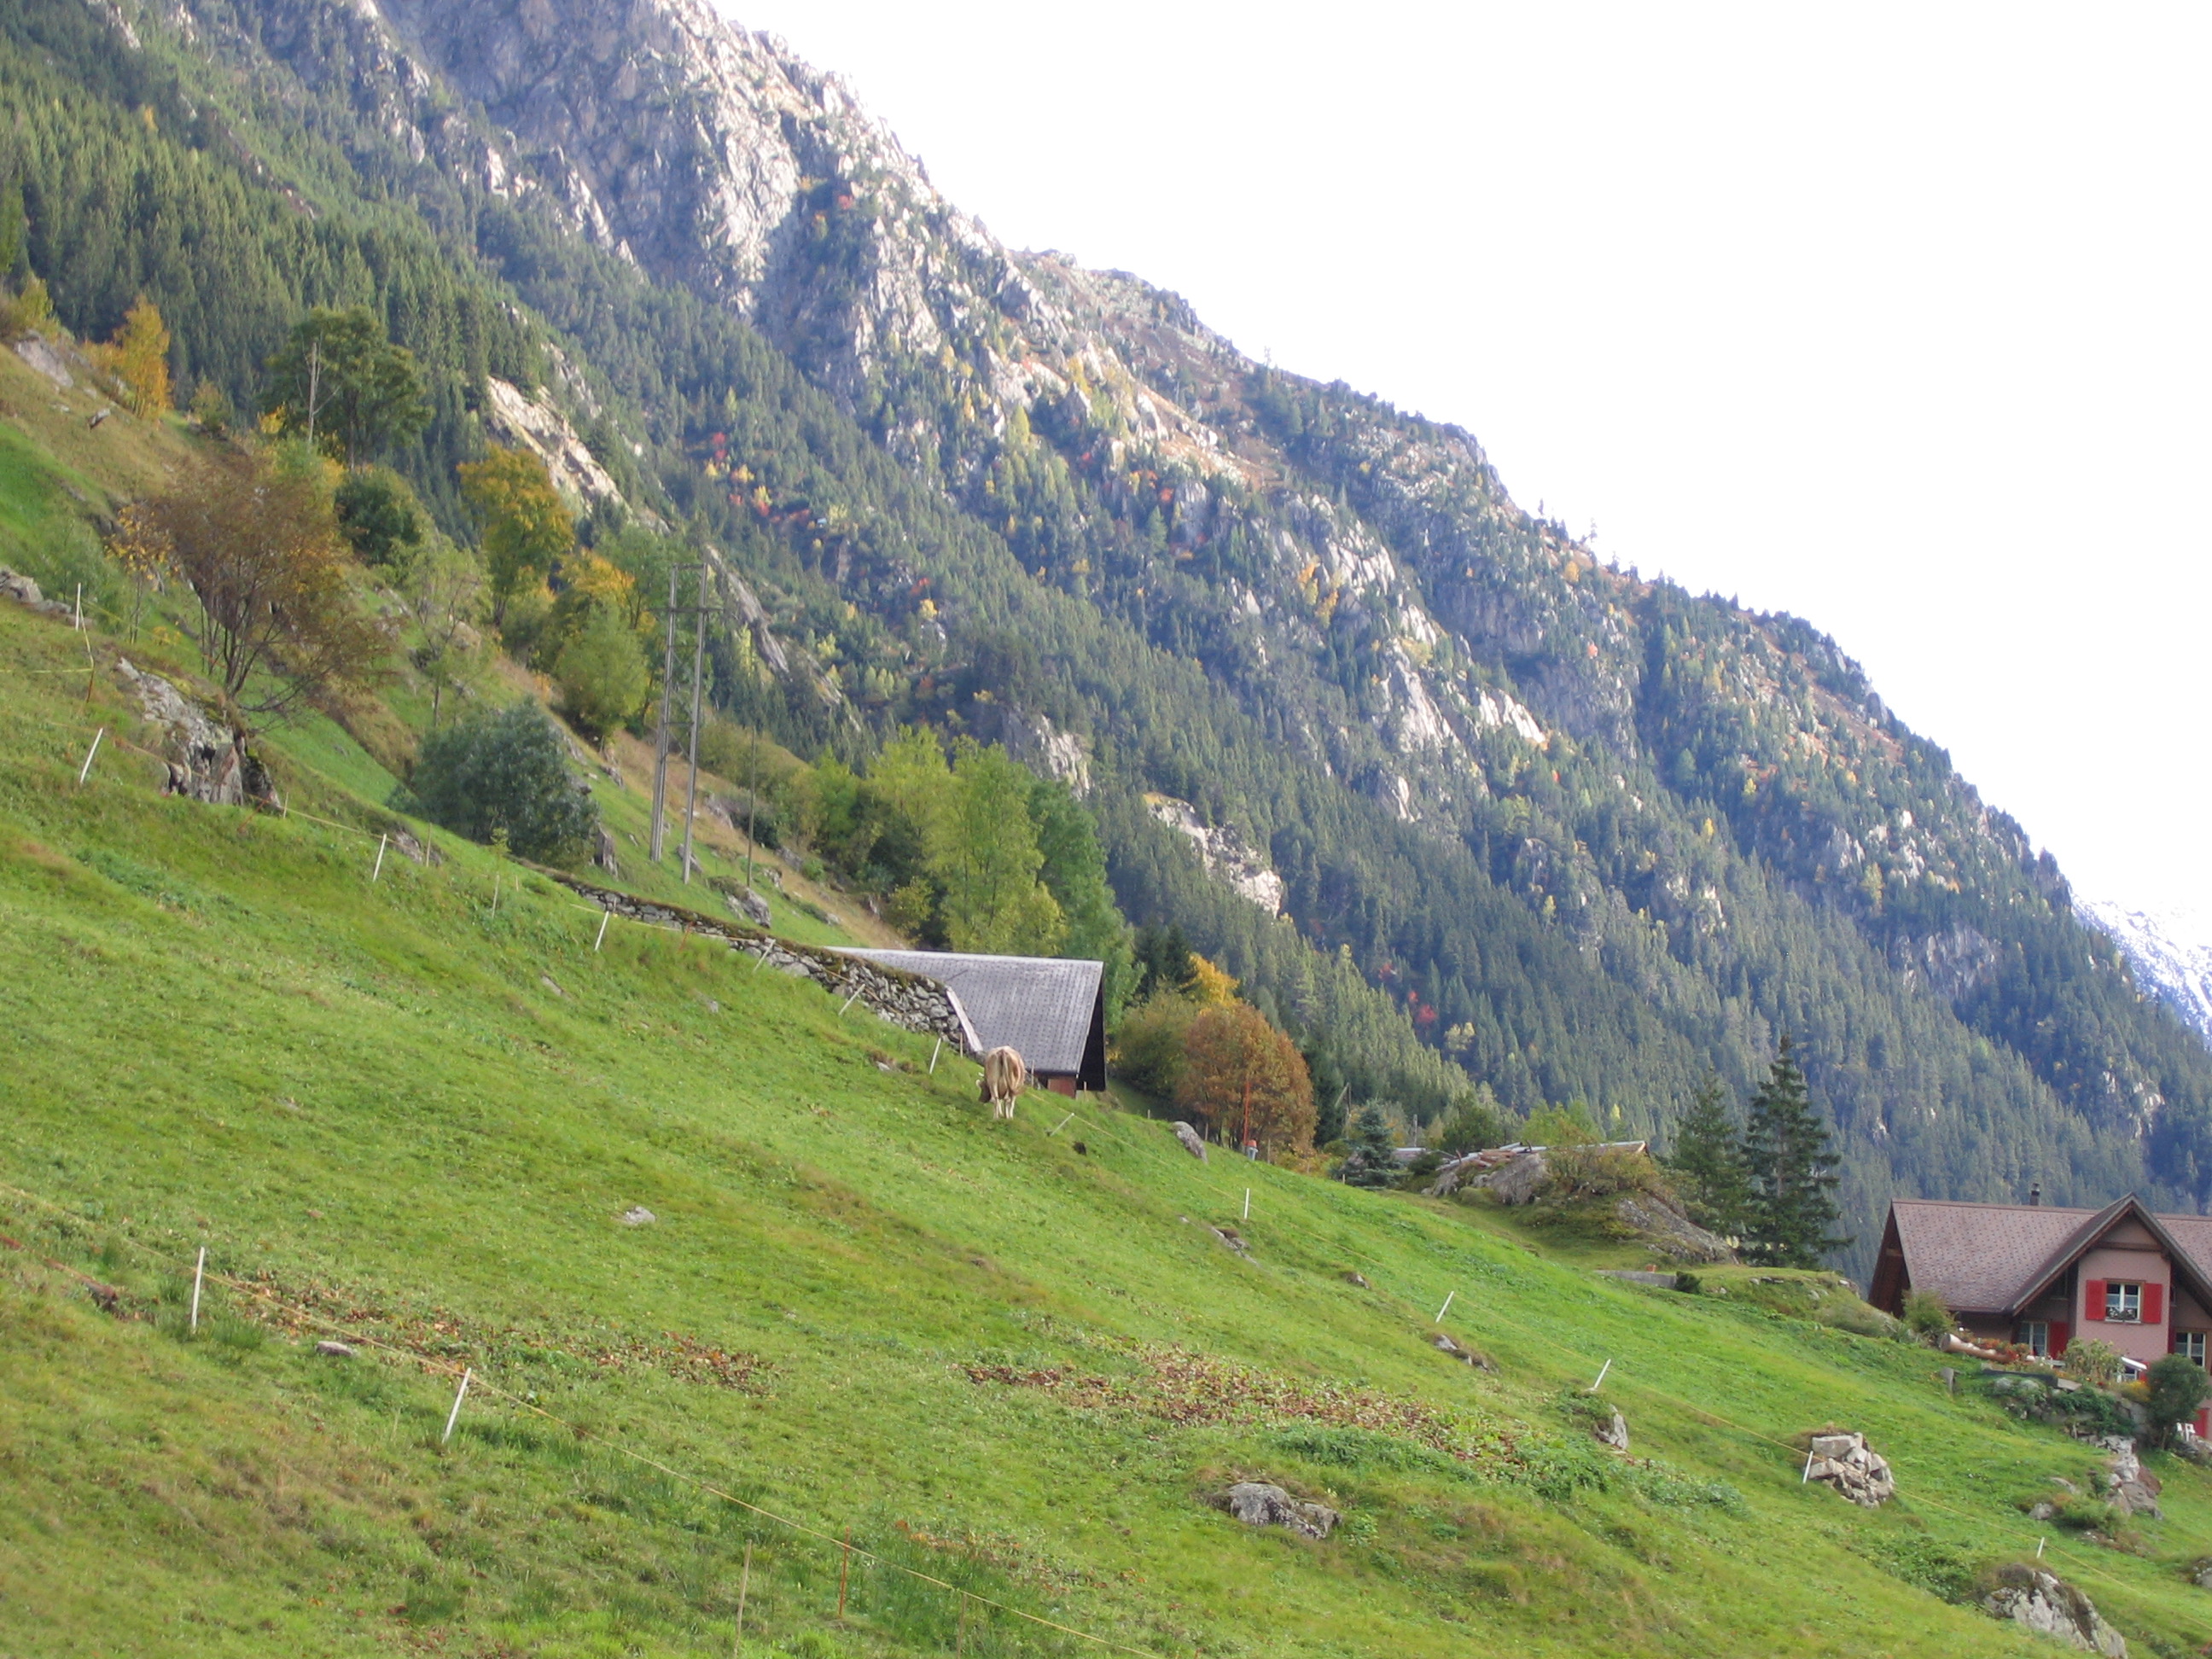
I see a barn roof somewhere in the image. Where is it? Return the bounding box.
[1877,1196,2212,1317]
[835,951,1106,1087]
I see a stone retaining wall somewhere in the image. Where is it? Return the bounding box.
[545,871,975,1049]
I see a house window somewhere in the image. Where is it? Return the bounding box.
[2104,1283,2142,1322]
[2177,1330,2209,1367]
[2019,1321,2051,1357]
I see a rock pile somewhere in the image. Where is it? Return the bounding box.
[1804,1431,1895,1507]
[1980,1565,2128,1656]
[2101,1437,2162,1518]
[1215,1482,1338,1540]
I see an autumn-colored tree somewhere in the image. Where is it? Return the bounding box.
[458,447,573,628]
[96,296,170,416]
[104,498,172,641]
[1175,1003,1315,1155]
[1186,953,1238,1006]
[148,447,389,717]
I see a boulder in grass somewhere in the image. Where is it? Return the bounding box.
[1804,1430,1895,1507]
[1980,1565,2127,1656]
[1216,1482,1339,1540]
[1171,1121,1208,1161]
[1595,1408,1631,1452]
[620,1206,657,1227]
[315,1340,357,1359]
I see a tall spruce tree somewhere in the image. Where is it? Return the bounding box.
[1666,1074,1749,1236]
[1741,1038,1850,1267]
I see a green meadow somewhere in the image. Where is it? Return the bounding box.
[0,414,2209,1656]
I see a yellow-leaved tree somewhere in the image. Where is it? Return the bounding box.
[98,297,171,416]
[457,447,573,627]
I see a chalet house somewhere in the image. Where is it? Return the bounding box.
[835,950,1107,1095]
[1871,1195,2212,1414]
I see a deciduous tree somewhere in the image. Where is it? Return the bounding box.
[148,447,388,718]
[1176,1003,1314,1155]
[265,307,428,466]
[458,447,573,628]
[930,739,1061,954]
[410,701,597,863]
[97,296,170,416]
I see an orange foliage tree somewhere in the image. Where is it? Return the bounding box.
[1174,1003,1315,1155]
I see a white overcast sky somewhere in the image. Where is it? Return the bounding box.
[719,0,2212,922]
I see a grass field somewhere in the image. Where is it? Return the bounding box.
[2,395,2211,1656]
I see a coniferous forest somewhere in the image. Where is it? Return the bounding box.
[3,0,2208,1280]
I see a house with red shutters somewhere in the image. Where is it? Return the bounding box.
[1870,1192,2212,1431]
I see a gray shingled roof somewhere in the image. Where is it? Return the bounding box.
[1892,1197,2212,1315]
[835,950,1105,1081]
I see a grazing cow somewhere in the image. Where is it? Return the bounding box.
[980,1046,1027,1119]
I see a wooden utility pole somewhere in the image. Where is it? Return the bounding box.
[649,561,680,862]
[679,563,713,882]
[743,723,760,895]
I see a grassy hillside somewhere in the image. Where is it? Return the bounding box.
[4,466,2212,1654]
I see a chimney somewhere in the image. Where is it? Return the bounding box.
[2029,1182,2041,1207]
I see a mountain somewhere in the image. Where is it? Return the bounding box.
[2083,899,2212,1046]
[7,0,2212,1265]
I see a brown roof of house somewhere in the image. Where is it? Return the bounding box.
[1889,1196,2212,1316]
[1889,1201,2099,1314]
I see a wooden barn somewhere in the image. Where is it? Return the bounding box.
[835,950,1107,1095]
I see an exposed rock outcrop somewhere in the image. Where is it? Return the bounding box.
[115,657,282,810]
[1980,1566,2127,1656]
[1144,794,1284,915]
[2102,1438,2162,1518]
[1215,1482,1338,1540]
[1171,1121,1208,1162]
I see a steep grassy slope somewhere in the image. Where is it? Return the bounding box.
[4,596,2212,1655]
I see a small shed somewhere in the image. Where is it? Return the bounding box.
[835,950,1107,1094]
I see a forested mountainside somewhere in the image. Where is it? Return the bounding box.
[8,0,2210,1262]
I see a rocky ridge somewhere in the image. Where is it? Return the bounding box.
[2081,900,2212,1049]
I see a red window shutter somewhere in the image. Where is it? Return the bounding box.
[2083,1279,2106,1321]
[2050,1321,2071,1357]
[2144,1283,2164,1325]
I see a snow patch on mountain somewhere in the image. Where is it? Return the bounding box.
[2081,899,2212,1046]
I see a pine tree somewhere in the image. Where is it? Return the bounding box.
[1337,1105,1400,1188]
[1665,1074,1749,1235]
[1740,1038,1849,1267]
